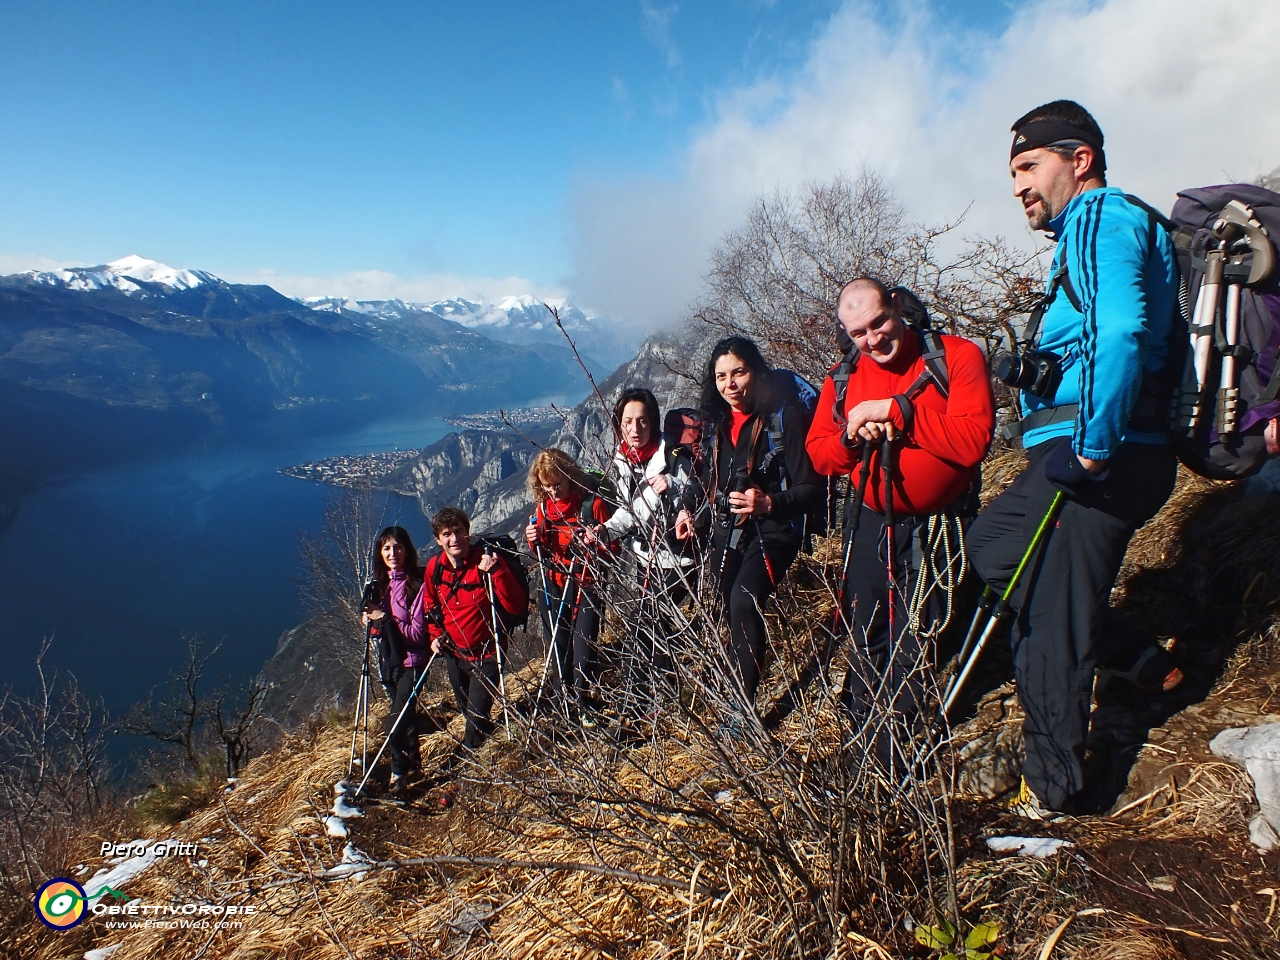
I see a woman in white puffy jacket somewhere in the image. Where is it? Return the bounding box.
[601,388,700,710]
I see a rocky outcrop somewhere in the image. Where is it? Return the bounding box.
[256,616,362,731]
[383,333,705,534]
[380,426,552,535]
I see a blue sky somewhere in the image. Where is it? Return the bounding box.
[0,1,1013,296]
[0,1,835,279]
[3,1,1275,325]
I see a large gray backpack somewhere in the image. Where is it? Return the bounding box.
[1169,184,1280,479]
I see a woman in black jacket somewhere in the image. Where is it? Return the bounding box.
[675,336,823,709]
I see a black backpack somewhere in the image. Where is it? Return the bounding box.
[430,537,531,635]
[762,368,825,543]
[1166,185,1280,479]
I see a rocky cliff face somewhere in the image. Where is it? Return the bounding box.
[383,333,704,535]
[380,426,551,536]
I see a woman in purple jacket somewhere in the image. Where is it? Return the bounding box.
[362,526,428,793]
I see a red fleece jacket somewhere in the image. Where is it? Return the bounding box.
[423,546,526,661]
[805,332,994,515]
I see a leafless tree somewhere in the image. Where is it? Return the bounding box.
[0,639,112,901]
[123,636,269,779]
[207,676,269,778]
[690,171,1045,388]
[298,478,386,676]
[124,635,218,774]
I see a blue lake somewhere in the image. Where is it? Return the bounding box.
[0,409,452,714]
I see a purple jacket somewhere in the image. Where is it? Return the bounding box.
[383,570,428,667]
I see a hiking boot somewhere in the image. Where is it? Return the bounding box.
[1108,645,1184,693]
[388,773,407,796]
[1007,777,1053,821]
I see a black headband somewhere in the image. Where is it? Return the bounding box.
[1010,118,1105,168]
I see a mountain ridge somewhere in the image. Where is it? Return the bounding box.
[0,260,601,515]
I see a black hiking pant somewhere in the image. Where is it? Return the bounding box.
[837,503,930,768]
[444,654,499,750]
[716,533,798,707]
[540,581,600,711]
[382,663,424,777]
[967,439,1177,811]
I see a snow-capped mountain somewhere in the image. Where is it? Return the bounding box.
[430,295,591,334]
[21,255,216,295]
[303,294,640,369]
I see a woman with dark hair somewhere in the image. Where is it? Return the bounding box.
[362,525,428,793]
[524,448,613,723]
[676,336,823,714]
[601,387,698,710]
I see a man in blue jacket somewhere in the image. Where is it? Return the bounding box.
[967,100,1179,817]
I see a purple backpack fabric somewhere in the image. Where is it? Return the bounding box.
[1169,184,1280,480]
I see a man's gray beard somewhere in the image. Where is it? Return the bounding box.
[1026,198,1052,231]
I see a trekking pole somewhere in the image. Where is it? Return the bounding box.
[348,581,378,779]
[482,545,512,738]
[941,490,1065,721]
[354,651,438,797]
[831,441,876,637]
[1213,201,1279,436]
[882,436,899,649]
[347,618,374,779]
[1180,243,1225,436]
[530,557,576,726]
[531,518,553,640]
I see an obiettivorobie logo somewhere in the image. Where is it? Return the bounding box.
[34,878,130,930]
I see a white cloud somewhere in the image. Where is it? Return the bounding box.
[640,1,683,68]
[0,254,86,274]
[568,0,1280,330]
[230,268,566,305]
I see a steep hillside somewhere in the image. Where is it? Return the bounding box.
[16,470,1280,960]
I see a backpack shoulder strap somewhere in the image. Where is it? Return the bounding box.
[918,328,950,398]
[830,350,860,424]
[759,408,790,489]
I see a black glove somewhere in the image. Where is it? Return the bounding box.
[1043,437,1108,493]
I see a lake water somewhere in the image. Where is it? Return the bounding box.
[0,409,452,715]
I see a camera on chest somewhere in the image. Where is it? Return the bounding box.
[993,348,1062,399]
[715,469,753,528]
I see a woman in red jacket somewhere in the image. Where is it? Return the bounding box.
[524,448,613,724]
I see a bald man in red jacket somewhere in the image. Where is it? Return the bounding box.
[807,278,994,758]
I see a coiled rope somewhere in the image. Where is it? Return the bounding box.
[907,511,966,639]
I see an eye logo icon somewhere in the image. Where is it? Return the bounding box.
[35,878,88,929]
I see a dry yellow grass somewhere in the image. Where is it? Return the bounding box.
[16,454,1280,960]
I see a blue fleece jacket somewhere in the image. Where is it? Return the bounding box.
[1021,187,1178,459]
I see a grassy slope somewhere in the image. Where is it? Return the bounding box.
[16,461,1280,960]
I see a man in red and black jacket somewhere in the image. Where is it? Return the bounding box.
[806,278,994,756]
[423,507,528,756]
